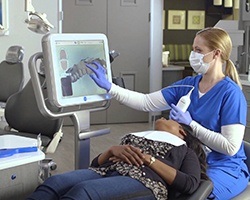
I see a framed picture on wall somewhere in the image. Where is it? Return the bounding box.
[168,10,186,30]
[187,10,205,30]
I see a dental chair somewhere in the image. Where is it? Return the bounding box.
[231,140,250,200]
[0,68,64,181]
[3,74,63,154]
[0,75,63,178]
[169,180,213,200]
[0,63,64,199]
[0,46,24,127]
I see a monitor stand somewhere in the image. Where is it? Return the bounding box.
[29,52,110,169]
[71,110,110,169]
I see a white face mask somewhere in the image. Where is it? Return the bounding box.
[189,51,214,74]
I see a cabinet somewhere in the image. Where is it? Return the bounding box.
[162,65,184,88]
[62,0,150,124]
[162,65,184,119]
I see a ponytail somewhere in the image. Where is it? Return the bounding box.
[225,59,242,89]
[196,27,242,89]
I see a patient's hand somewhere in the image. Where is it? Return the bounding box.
[109,145,145,167]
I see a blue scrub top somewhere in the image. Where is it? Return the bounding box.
[161,75,248,177]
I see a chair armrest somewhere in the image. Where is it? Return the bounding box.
[186,180,213,200]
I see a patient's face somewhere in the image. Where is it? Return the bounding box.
[155,118,185,139]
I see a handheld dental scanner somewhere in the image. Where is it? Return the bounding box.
[176,87,194,112]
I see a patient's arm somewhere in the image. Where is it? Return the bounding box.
[97,145,145,167]
[95,144,200,193]
[109,84,170,112]
[91,144,200,194]
[144,146,200,194]
[168,148,201,193]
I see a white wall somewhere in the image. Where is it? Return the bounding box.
[150,0,163,93]
[0,0,61,84]
[149,0,163,120]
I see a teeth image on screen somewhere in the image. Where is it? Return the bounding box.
[56,42,107,99]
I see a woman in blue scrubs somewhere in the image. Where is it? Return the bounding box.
[87,27,249,200]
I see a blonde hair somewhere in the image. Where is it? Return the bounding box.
[196,27,242,89]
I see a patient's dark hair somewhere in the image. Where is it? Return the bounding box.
[180,123,209,181]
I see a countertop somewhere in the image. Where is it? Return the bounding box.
[162,65,185,71]
[241,80,250,86]
[239,74,250,86]
[162,68,250,86]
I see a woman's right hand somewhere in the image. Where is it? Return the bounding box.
[170,103,192,125]
[108,145,145,167]
[85,61,112,91]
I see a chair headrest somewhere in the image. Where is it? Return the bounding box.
[5,46,24,63]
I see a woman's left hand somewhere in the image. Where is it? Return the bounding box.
[110,153,151,167]
[108,145,145,167]
[170,104,192,125]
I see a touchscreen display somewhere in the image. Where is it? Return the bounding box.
[42,34,112,107]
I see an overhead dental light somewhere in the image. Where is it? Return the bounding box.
[24,0,54,34]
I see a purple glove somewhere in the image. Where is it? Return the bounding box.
[170,103,192,125]
[85,61,111,91]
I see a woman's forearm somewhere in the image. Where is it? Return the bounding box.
[143,150,200,194]
[97,145,145,166]
[97,148,113,165]
[190,121,244,156]
[144,154,176,185]
[110,84,169,112]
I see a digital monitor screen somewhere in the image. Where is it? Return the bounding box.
[42,33,112,108]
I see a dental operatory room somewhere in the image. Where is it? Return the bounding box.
[1,0,250,199]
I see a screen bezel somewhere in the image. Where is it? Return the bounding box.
[42,33,112,108]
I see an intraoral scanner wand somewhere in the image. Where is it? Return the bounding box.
[176,87,194,112]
